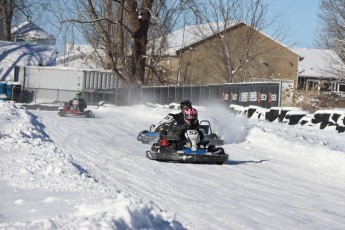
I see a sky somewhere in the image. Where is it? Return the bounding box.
[1,100,345,229]
[32,0,322,53]
[267,0,321,48]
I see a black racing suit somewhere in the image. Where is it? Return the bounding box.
[159,119,205,150]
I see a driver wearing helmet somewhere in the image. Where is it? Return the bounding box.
[156,100,195,148]
[159,107,206,149]
[69,91,87,112]
[183,107,198,126]
[180,107,204,142]
[180,100,192,111]
[151,100,193,132]
[174,99,193,125]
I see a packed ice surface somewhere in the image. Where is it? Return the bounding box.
[1,101,345,229]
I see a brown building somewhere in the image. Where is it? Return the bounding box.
[164,21,302,86]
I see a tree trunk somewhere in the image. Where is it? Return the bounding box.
[0,0,13,41]
[127,0,154,85]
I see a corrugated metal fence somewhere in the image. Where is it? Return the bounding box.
[16,66,281,108]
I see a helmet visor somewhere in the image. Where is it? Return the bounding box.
[182,105,191,111]
[185,113,197,120]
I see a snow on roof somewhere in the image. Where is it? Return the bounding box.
[11,21,54,41]
[293,48,344,79]
[0,40,56,81]
[165,21,241,56]
[56,44,104,69]
[164,21,300,58]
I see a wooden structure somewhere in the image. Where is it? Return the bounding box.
[165,22,302,85]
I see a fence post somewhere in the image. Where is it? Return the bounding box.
[174,86,176,103]
[278,81,282,107]
[190,84,192,101]
[139,86,143,104]
[116,78,118,106]
[91,92,93,105]
[128,87,131,106]
[34,88,37,103]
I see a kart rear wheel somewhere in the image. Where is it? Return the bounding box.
[85,110,92,118]
[58,110,66,117]
[210,133,219,139]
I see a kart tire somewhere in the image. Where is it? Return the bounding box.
[58,110,66,117]
[85,110,92,118]
[210,133,219,139]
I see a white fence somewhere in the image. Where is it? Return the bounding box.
[16,66,120,103]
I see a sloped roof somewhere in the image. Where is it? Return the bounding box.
[165,21,301,58]
[165,21,240,55]
[11,21,54,41]
[56,44,104,69]
[293,48,344,79]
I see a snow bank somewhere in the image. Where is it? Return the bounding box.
[0,101,183,229]
[246,122,345,177]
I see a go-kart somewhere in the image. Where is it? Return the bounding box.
[146,128,228,165]
[58,100,94,118]
[138,120,224,145]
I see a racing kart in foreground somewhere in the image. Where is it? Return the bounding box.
[138,120,224,146]
[146,128,228,165]
[58,100,94,118]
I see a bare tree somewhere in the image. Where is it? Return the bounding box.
[0,0,50,41]
[318,0,345,60]
[0,0,15,40]
[316,0,345,81]
[127,0,154,85]
[53,0,201,86]
[56,0,157,85]
[144,0,198,85]
[318,0,345,61]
